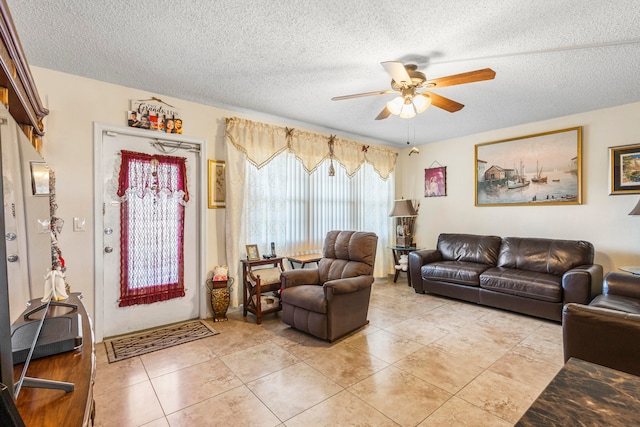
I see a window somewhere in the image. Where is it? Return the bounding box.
[244,151,392,262]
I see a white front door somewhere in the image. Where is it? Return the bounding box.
[95,124,205,339]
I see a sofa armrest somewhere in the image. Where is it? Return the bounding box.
[562,264,603,304]
[324,276,374,296]
[604,272,640,299]
[562,303,640,376]
[281,268,320,290]
[408,249,442,291]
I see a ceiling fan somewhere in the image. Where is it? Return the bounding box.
[332,62,496,120]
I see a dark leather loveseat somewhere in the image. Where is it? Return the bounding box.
[408,233,603,321]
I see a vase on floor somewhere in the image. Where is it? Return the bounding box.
[209,278,233,322]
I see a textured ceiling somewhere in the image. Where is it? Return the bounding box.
[7,0,640,147]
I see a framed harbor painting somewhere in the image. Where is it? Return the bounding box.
[609,143,640,195]
[475,127,582,206]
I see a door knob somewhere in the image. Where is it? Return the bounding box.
[104,227,113,235]
[104,246,113,253]
[5,232,16,241]
[7,254,18,262]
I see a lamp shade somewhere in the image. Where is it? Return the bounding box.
[389,199,418,217]
[399,101,416,119]
[386,96,404,115]
[630,199,640,215]
[412,94,432,113]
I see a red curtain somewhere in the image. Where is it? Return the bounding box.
[117,150,189,307]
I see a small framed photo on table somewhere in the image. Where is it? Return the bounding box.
[246,244,260,261]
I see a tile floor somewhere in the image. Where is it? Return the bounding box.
[93,277,565,426]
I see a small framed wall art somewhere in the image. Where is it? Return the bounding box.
[425,166,446,197]
[208,160,226,208]
[609,143,640,195]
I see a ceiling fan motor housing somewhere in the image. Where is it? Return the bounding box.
[391,65,426,91]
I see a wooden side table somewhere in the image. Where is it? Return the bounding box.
[286,253,322,269]
[389,246,423,284]
[619,266,640,275]
[241,257,284,324]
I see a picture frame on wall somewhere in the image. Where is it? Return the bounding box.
[425,166,447,197]
[29,161,50,196]
[246,244,260,261]
[609,143,640,195]
[208,160,226,209]
[475,127,582,206]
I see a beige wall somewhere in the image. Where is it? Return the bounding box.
[30,66,393,323]
[32,67,233,322]
[395,101,640,274]
[32,64,640,324]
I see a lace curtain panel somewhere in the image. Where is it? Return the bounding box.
[116,150,189,307]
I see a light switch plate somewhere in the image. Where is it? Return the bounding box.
[73,217,86,232]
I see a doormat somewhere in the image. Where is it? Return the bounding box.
[104,319,219,363]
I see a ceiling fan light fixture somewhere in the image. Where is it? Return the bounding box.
[413,93,431,113]
[386,96,404,115]
[399,100,416,119]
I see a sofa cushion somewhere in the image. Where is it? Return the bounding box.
[422,261,491,287]
[589,294,640,314]
[480,267,562,302]
[497,237,594,275]
[437,233,502,265]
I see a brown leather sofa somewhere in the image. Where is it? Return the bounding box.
[408,233,603,321]
[280,230,378,342]
[563,272,640,376]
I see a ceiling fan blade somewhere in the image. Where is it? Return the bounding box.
[426,92,464,112]
[381,61,412,86]
[375,106,392,120]
[331,89,394,101]
[425,68,496,89]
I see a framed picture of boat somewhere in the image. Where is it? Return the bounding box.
[609,143,640,195]
[475,127,582,206]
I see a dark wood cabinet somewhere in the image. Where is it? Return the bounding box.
[13,293,95,427]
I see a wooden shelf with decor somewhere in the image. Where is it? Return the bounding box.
[0,0,50,151]
[241,257,284,324]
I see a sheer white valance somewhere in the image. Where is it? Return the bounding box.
[225,117,397,179]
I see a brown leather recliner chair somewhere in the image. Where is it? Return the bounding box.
[562,272,640,376]
[280,230,378,342]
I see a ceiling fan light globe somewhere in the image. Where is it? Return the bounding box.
[386,97,404,115]
[413,94,431,113]
[399,103,416,119]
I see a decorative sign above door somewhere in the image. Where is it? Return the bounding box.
[127,97,183,134]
